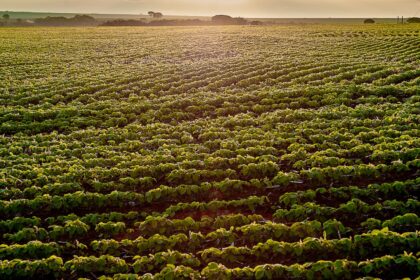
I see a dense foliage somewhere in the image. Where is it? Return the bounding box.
[0,24,419,279]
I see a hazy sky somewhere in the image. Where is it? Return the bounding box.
[2,0,420,17]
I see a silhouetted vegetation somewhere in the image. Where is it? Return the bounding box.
[212,15,232,23]
[12,19,33,26]
[102,15,250,27]
[364,19,375,24]
[1,13,10,26]
[103,19,211,26]
[407,17,420,23]
[212,15,248,25]
[1,11,404,27]
[148,11,163,18]
[34,15,96,26]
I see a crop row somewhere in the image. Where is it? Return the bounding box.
[1,253,418,279]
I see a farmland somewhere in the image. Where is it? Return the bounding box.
[0,24,419,279]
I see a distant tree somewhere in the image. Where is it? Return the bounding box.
[148,11,163,18]
[71,15,96,24]
[364,19,375,24]
[212,15,248,25]
[407,17,420,23]
[212,15,233,24]
[2,14,10,21]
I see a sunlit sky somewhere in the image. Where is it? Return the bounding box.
[1,0,420,18]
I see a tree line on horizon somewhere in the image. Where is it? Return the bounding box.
[0,13,260,27]
[1,12,420,27]
[102,14,258,26]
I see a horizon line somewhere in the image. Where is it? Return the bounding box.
[0,10,414,19]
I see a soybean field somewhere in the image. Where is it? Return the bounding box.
[0,25,419,279]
